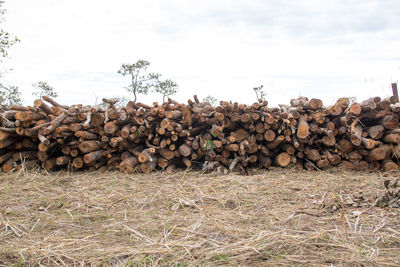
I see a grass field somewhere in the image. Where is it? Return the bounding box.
[0,168,399,266]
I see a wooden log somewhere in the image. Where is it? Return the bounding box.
[297,115,309,139]
[381,160,399,172]
[75,131,98,140]
[34,99,53,114]
[140,160,157,173]
[165,110,182,120]
[0,138,16,149]
[350,123,362,146]
[138,148,156,163]
[12,151,37,161]
[83,150,104,164]
[104,121,118,135]
[348,103,361,115]
[266,135,284,149]
[365,145,392,162]
[44,113,67,134]
[337,139,353,154]
[119,157,139,173]
[339,160,356,171]
[179,144,192,157]
[56,156,71,166]
[15,111,47,122]
[73,157,84,169]
[42,96,67,108]
[305,149,321,162]
[0,151,14,164]
[263,129,276,142]
[305,98,322,110]
[367,125,385,140]
[42,158,57,170]
[316,159,330,169]
[0,130,12,140]
[383,134,400,144]
[275,152,291,167]
[381,115,399,130]
[2,158,16,172]
[79,141,102,154]
[361,137,381,150]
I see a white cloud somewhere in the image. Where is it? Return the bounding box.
[1,0,400,107]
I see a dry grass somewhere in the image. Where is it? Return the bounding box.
[0,168,399,266]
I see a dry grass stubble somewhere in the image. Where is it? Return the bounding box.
[0,168,400,266]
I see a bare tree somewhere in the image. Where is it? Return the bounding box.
[253,85,266,102]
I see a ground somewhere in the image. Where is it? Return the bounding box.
[0,168,399,266]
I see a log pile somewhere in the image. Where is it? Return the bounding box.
[1,94,400,174]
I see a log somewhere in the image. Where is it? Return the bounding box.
[73,157,84,169]
[83,150,104,164]
[79,141,102,154]
[381,160,399,172]
[34,99,53,114]
[119,157,139,173]
[297,116,309,139]
[179,144,192,157]
[365,145,392,162]
[56,156,71,166]
[275,152,291,167]
[0,138,16,149]
[140,160,157,173]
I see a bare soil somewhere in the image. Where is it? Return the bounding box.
[0,168,399,266]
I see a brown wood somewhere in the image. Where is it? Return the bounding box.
[83,150,104,164]
[79,141,102,153]
[297,115,309,139]
[56,156,71,166]
[275,152,291,167]
[392,83,399,103]
[119,157,139,173]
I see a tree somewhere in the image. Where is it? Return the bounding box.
[117,60,160,102]
[203,95,218,106]
[0,83,21,105]
[0,1,21,106]
[32,81,58,99]
[0,1,19,63]
[153,78,178,102]
[253,85,266,102]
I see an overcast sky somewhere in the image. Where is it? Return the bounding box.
[2,0,400,107]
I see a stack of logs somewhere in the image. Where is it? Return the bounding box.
[1,95,400,174]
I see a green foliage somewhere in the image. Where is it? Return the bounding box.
[118,60,160,102]
[32,81,58,99]
[0,1,20,61]
[153,78,178,102]
[203,140,216,151]
[16,258,26,267]
[0,83,21,105]
[203,95,218,106]
[253,84,266,102]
